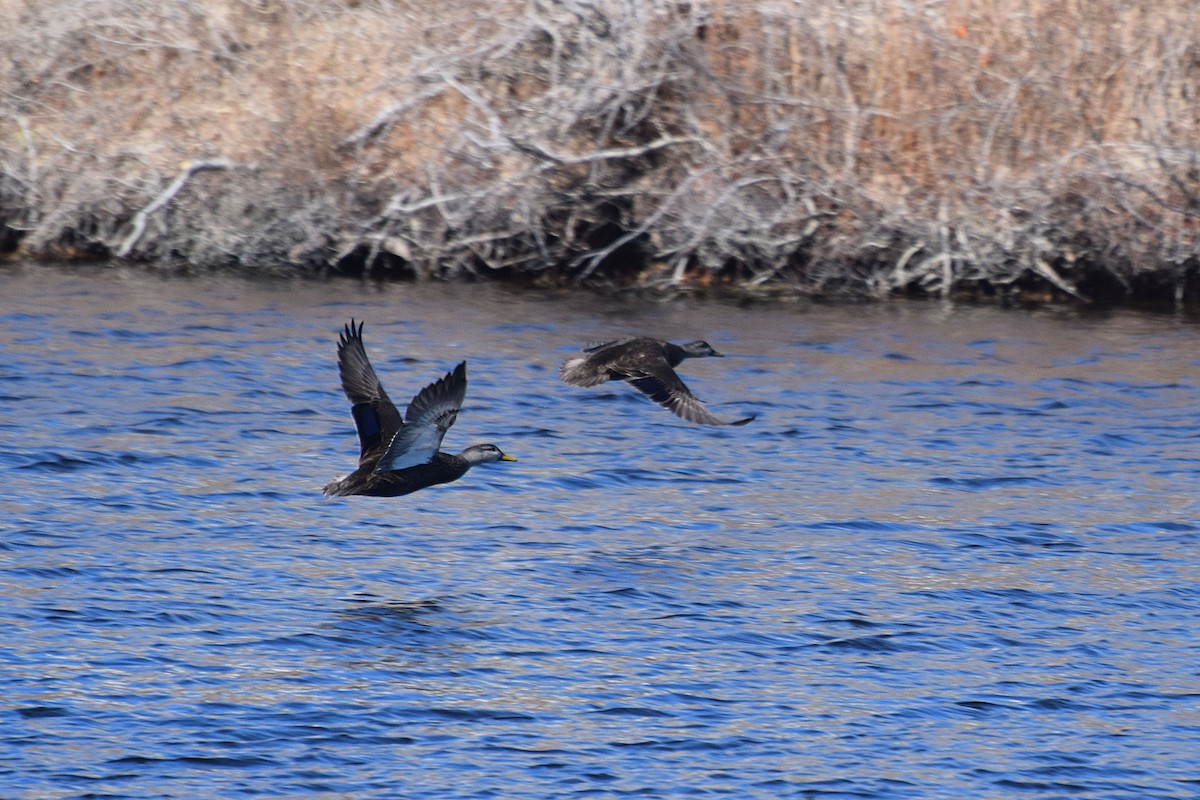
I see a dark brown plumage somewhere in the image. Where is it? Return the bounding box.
[560,336,755,426]
[323,320,516,497]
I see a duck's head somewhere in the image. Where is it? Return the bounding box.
[460,443,518,465]
[681,340,724,358]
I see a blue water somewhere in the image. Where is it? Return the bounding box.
[3,264,1199,799]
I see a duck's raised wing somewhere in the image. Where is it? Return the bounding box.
[581,337,637,355]
[337,320,404,463]
[375,362,468,472]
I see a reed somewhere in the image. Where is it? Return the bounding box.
[2,0,1198,303]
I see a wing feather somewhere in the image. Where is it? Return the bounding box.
[336,320,403,462]
[626,360,755,427]
[375,362,468,472]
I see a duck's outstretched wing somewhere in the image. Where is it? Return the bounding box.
[375,362,468,472]
[337,320,404,463]
[625,358,756,427]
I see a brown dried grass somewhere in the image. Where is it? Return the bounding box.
[2,0,1198,302]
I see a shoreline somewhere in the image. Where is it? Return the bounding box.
[6,256,1199,317]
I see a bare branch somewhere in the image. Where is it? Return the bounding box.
[116,159,241,258]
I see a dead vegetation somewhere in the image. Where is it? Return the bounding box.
[2,0,1199,303]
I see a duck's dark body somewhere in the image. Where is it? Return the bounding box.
[560,336,755,426]
[596,340,692,382]
[323,452,475,497]
[323,320,515,498]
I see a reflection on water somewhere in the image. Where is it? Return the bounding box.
[2,263,1199,799]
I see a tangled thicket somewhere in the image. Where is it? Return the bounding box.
[2,0,1200,303]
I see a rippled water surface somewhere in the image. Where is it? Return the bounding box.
[3,264,1199,799]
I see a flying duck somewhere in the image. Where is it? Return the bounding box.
[560,336,756,426]
[323,320,516,497]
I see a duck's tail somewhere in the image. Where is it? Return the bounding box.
[559,357,611,387]
[322,475,352,497]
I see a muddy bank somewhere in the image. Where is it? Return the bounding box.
[2,1,1199,305]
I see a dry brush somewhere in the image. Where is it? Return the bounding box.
[2,0,1199,303]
